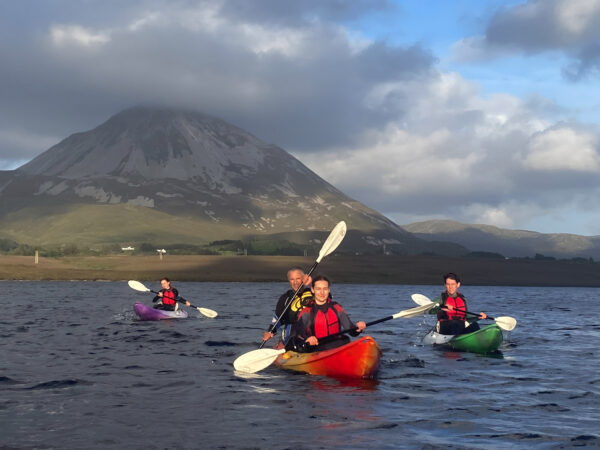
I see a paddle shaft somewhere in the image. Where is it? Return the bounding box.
[442,306,492,320]
[148,288,200,309]
[260,261,319,349]
[300,314,394,349]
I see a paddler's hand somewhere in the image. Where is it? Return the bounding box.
[306,336,319,346]
[262,331,274,341]
[356,321,366,333]
[158,291,164,297]
[185,301,191,307]
[478,312,487,320]
[302,274,312,286]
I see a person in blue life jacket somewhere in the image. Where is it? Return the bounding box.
[292,275,366,352]
[428,272,487,335]
[153,277,190,311]
[262,267,313,346]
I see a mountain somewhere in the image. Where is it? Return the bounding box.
[403,219,600,259]
[0,106,464,255]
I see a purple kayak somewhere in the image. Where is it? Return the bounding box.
[133,302,189,321]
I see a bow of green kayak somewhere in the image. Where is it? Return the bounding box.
[448,324,503,354]
[424,323,503,355]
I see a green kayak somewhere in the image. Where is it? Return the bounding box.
[423,323,503,354]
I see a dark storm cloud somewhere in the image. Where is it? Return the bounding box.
[0,0,435,163]
[480,0,600,80]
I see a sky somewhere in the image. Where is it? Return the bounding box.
[1,0,600,235]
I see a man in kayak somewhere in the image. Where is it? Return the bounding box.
[153,277,190,311]
[429,272,487,335]
[292,275,366,351]
[262,267,313,346]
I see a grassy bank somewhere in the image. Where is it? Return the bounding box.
[1,254,600,286]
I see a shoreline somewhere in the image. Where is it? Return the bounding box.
[1,254,600,287]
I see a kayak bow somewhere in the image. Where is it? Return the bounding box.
[423,323,503,354]
[274,336,381,379]
[133,302,189,321]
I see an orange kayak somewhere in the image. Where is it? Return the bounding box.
[274,336,381,379]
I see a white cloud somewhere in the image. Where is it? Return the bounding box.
[521,127,600,172]
[50,25,111,47]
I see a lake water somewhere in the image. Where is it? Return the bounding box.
[1,281,599,449]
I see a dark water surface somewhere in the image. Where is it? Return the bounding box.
[1,281,599,449]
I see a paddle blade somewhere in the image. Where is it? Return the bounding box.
[233,348,286,373]
[128,280,150,292]
[494,316,517,331]
[411,293,432,306]
[316,221,347,263]
[198,307,218,318]
[394,302,436,319]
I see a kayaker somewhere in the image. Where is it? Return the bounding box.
[292,275,366,351]
[153,277,190,311]
[429,272,487,335]
[262,267,313,346]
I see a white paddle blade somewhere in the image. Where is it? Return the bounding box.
[411,293,432,306]
[198,307,218,318]
[394,302,436,319]
[128,280,150,292]
[233,348,286,373]
[495,316,517,331]
[316,221,347,263]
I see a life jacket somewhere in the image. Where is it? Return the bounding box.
[161,289,177,307]
[289,289,313,315]
[440,292,466,321]
[300,301,344,339]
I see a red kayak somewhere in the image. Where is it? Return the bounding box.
[274,336,381,379]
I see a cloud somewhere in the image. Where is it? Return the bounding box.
[452,0,600,80]
[521,126,600,172]
[299,70,600,231]
[1,0,600,235]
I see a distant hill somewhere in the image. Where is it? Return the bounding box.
[403,219,600,259]
[0,106,465,256]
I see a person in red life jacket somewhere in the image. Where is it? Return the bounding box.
[428,272,487,335]
[292,275,366,352]
[262,267,313,346]
[152,277,190,311]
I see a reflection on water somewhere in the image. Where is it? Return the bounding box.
[0,281,599,449]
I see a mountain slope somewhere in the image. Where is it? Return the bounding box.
[404,219,600,258]
[0,106,465,255]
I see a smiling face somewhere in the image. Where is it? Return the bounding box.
[160,279,171,290]
[312,279,330,305]
[287,269,304,291]
[445,278,460,296]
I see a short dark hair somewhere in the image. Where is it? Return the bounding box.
[312,275,330,287]
[444,272,460,283]
[160,277,170,283]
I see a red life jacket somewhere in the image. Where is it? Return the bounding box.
[442,293,466,321]
[303,302,344,339]
[162,289,177,307]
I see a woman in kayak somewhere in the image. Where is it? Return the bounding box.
[429,272,487,335]
[262,267,313,346]
[153,277,190,311]
[292,275,366,351]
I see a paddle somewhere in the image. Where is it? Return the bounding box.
[128,280,218,318]
[410,293,517,331]
[233,302,436,374]
[259,220,347,349]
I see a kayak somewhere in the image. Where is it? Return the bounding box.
[423,323,503,354]
[133,302,188,321]
[274,336,381,379]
